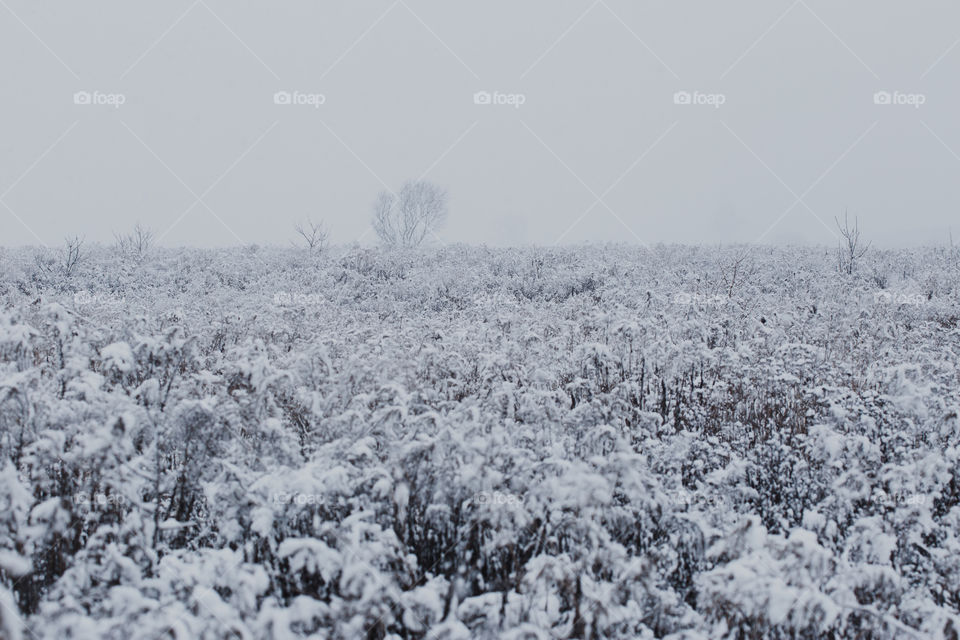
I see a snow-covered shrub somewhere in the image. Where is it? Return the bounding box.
[0,244,956,638]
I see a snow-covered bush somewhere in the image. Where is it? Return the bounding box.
[0,243,957,638]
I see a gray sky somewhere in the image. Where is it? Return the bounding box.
[1,1,958,247]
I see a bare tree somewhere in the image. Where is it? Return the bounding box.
[115,223,154,261]
[293,218,329,253]
[62,235,84,276]
[836,211,870,275]
[37,235,85,279]
[372,180,447,248]
[719,247,752,298]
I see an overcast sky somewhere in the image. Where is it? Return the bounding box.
[1,1,959,248]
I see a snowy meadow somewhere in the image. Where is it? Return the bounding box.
[0,243,959,639]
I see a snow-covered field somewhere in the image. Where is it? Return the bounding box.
[1,244,959,639]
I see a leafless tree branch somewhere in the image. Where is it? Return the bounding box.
[293,218,329,253]
[836,211,870,275]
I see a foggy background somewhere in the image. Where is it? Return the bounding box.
[1,0,958,248]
